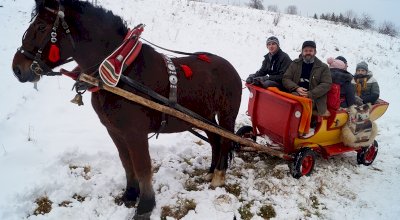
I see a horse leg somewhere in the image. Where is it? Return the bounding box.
[204,131,221,182]
[107,129,140,206]
[210,113,236,187]
[124,133,156,219]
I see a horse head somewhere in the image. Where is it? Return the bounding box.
[12,0,77,83]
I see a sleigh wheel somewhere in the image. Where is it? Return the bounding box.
[234,126,256,150]
[357,140,378,166]
[291,148,316,179]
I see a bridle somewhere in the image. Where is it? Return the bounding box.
[17,1,75,76]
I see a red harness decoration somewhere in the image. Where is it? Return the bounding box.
[180,65,193,79]
[197,54,211,63]
[48,44,61,63]
[99,25,144,87]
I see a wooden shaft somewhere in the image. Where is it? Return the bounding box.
[79,73,291,160]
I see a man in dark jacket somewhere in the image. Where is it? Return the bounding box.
[283,41,332,116]
[246,36,292,89]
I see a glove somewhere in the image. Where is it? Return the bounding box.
[355,96,363,106]
[246,76,254,84]
[254,75,269,82]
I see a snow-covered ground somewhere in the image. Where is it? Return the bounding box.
[1,0,399,219]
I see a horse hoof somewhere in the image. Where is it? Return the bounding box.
[122,188,140,207]
[133,211,152,220]
[210,170,226,187]
[204,172,214,182]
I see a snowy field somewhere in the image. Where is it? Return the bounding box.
[0,0,400,219]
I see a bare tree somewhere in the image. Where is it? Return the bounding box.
[330,13,336,22]
[360,13,374,30]
[350,17,360,29]
[273,12,282,26]
[267,4,278,12]
[344,10,356,21]
[378,21,398,37]
[338,13,344,23]
[247,0,264,10]
[285,5,298,15]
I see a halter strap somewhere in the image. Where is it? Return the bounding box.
[18,2,76,76]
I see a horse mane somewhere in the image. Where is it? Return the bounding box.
[33,0,128,36]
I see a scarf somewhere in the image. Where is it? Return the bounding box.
[355,76,368,96]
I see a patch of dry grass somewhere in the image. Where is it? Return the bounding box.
[161,198,197,219]
[33,196,52,215]
[238,201,254,220]
[258,204,276,219]
[72,193,86,202]
[58,200,72,207]
[224,183,241,197]
[69,164,91,180]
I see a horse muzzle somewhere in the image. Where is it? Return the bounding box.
[12,62,40,83]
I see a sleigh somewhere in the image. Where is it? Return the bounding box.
[236,84,389,178]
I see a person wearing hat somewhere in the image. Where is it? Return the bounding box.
[283,40,332,116]
[246,36,292,89]
[336,55,348,70]
[352,61,380,104]
[327,57,359,107]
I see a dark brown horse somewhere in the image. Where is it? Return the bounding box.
[12,0,242,218]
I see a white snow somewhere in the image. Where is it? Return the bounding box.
[1,0,399,219]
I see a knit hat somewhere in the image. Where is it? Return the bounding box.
[302,40,316,49]
[336,56,347,64]
[266,36,279,46]
[327,57,346,70]
[356,61,368,71]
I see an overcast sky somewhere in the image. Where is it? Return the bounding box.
[204,0,400,27]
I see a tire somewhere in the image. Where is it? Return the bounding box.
[291,148,316,179]
[234,126,256,150]
[357,140,378,166]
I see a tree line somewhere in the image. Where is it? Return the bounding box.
[246,0,398,37]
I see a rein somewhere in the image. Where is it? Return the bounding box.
[140,37,209,56]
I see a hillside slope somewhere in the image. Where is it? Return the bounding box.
[0,0,399,219]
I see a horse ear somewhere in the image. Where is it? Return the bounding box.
[35,0,58,8]
[35,0,44,6]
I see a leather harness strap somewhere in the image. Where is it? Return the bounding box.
[153,54,179,138]
[162,54,178,105]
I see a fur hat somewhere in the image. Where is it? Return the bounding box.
[266,36,279,46]
[356,61,368,71]
[327,57,347,70]
[302,40,316,49]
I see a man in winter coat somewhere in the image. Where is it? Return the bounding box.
[246,36,292,89]
[282,41,332,116]
[327,57,358,107]
[352,61,380,104]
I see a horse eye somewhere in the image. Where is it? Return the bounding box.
[37,23,47,32]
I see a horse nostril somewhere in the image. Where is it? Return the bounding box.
[13,67,21,76]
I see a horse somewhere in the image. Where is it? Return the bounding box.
[11,0,242,218]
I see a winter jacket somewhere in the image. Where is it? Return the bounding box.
[250,49,292,84]
[283,57,332,116]
[352,72,380,104]
[330,68,356,107]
